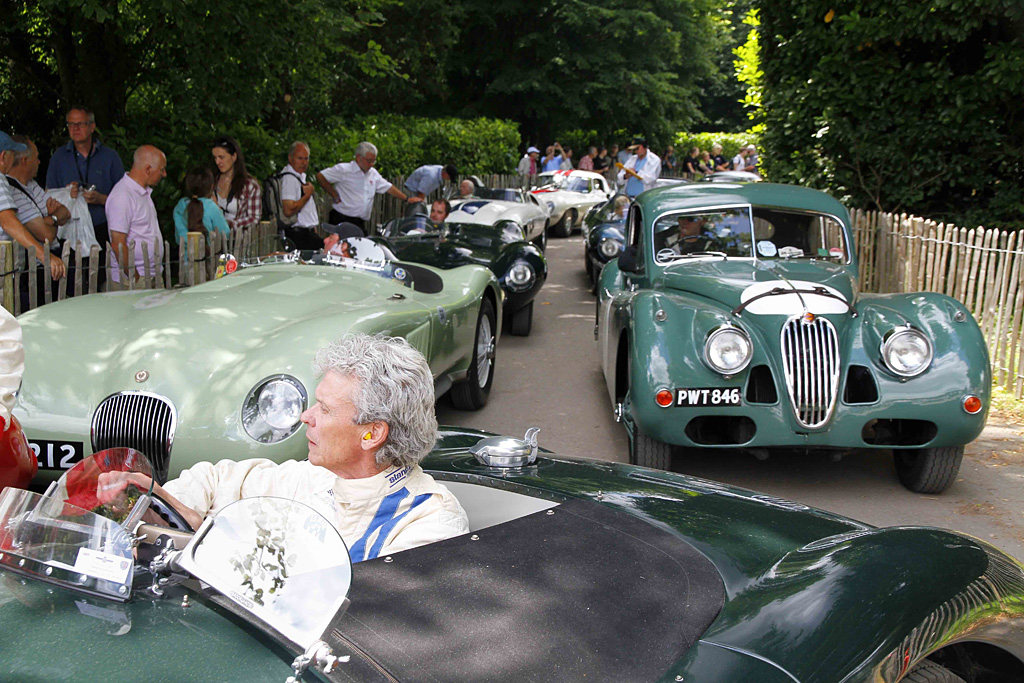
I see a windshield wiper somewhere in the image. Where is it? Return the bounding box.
[658,250,728,263]
[732,285,857,317]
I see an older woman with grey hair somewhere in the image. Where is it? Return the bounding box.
[131,334,469,562]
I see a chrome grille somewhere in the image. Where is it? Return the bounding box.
[780,316,840,429]
[91,391,177,482]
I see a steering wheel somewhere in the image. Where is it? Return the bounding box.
[148,489,195,532]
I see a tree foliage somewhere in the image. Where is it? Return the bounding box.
[757,0,1024,228]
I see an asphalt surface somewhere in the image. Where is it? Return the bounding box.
[437,232,1024,561]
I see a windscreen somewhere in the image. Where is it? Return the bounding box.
[653,207,754,262]
[749,207,849,261]
[475,188,521,203]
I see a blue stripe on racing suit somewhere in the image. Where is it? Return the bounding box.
[350,488,433,562]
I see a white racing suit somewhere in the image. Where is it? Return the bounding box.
[164,459,469,562]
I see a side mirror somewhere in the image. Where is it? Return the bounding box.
[618,245,640,273]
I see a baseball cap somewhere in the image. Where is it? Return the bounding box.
[630,136,647,149]
[0,132,27,153]
[527,146,541,155]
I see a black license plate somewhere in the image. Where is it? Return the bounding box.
[29,439,85,471]
[675,388,742,407]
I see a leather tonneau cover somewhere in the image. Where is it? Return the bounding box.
[333,498,726,681]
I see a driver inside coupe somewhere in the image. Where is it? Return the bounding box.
[101,334,470,563]
[659,214,720,255]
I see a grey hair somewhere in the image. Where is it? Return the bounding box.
[10,135,33,167]
[314,334,437,469]
[67,105,95,124]
[288,140,309,157]
[354,141,378,159]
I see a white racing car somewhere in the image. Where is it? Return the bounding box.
[531,170,615,237]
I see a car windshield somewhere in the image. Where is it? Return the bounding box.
[653,207,754,262]
[474,188,522,203]
[563,178,591,193]
[652,206,849,264]
[748,207,849,261]
[381,216,442,238]
[595,194,631,223]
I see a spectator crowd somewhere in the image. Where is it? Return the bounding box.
[517,138,761,191]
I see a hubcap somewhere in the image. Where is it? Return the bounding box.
[476,315,494,389]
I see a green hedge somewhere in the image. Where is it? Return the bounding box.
[103,115,521,243]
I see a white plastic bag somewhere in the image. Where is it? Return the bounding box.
[44,188,100,252]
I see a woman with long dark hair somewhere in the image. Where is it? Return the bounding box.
[211,136,261,231]
[172,166,230,244]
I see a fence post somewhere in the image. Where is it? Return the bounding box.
[186,232,203,286]
[0,242,12,314]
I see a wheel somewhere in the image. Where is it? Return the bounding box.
[509,300,533,336]
[902,659,966,683]
[553,209,574,238]
[629,426,674,470]
[894,446,963,494]
[450,298,496,410]
[533,226,547,252]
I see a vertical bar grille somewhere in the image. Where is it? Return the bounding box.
[780,316,840,429]
[91,392,177,482]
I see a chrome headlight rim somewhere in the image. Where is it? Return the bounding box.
[241,374,308,443]
[505,260,536,292]
[598,237,623,259]
[880,325,933,377]
[703,324,753,376]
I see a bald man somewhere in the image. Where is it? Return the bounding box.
[105,145,166,284]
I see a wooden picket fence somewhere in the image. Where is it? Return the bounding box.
[850,209,1024,398]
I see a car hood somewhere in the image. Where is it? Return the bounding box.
[15,265,435,438]
[448,200,527,225]
[657,259,857,314]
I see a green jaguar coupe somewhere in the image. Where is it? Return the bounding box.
[597,182,990,493]
[13,242,503,485]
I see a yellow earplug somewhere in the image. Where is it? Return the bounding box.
[363,432,373,440]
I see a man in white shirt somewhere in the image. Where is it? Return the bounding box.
[316,142,421,233]
[105,145,166,284]
[617,137,662,198]
[116,334,470,563]
[279,141,323,250]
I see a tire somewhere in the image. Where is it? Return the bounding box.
[553,209,574,238]
[509,300,533,336]
[629,427,674,471]
[902,660,966,683]
[450,298,496,410]
[895,446,963,494]
[533,226,547,252]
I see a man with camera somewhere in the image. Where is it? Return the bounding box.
[45,106,124,285]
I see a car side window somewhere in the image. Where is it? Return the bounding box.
[628,205,643,248]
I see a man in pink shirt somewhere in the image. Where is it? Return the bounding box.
[105,145,166,284]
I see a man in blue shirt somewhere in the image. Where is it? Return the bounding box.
[403,164,457,199]
[542,143,565,173]
[45,106,125,255]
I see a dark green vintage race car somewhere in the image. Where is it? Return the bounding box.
[378,210,547,336]
[0,433,1022,682]
[597,182,990,493]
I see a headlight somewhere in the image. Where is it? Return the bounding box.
[704,325,753,375]
[881,325,932,377]
[506,260,536,292]
[242,375,308,443]
[599,238,623,259]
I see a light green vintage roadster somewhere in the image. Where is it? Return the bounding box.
[14,240,503,484]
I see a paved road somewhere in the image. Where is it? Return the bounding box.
[437,233,1024,560]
